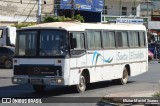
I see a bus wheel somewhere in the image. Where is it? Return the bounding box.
[32,85,46,93]
[112,68,128,85]
[76,73,86,93]
[4,59,12,69]
[119,68,128,85]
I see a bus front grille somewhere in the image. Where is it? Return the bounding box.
[14,65,62,76]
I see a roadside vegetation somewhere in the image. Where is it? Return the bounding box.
[152,91,160,97]
[43,14,84,23]
[12,22,37,28]
[12,14,84,28]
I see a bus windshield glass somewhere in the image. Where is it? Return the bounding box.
[15,30,68,57]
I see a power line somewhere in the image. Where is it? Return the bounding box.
[25,0,38,22]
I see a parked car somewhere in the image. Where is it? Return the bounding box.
[0,46,15,68]
[148,50,154,61]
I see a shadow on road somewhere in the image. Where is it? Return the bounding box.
[0,66,5,69]
[86,80,134,91]
[0,80,135,98]
[0,66,12,69]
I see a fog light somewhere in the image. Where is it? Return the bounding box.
[51,79,55,83]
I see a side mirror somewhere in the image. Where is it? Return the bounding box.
[71,38,77,49]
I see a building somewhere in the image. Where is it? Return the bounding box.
[102,0,143,22]
[0,0,54,25]
[151,10,160,21]
[1,0,157,24]
[140,0,160,19]
[141,0,160,39]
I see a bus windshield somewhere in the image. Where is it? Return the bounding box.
[15,30,68,57]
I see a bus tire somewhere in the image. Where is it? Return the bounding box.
[4,59,12,69]
[76,73,86,93]
[112,67,128,85]
[32,85,46,93]
[119,67,128,85]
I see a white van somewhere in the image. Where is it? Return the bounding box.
[0,26,16,46]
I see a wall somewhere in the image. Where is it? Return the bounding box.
[104,0,141,17]
[0,0,54,23]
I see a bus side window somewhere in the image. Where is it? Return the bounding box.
[69,32,85,56]
[139,31,145,47]
[115,31,123,48]
[70,32,84,50]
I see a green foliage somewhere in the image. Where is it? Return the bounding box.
[152,91,160,97]
[73,14,84,23]
[43,14,84,23]
[12,22,36,28]
[43,16,72,22]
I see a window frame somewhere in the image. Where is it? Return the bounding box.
[70,32,85,50]
[128,31,140,48]
[103,6,108,15]
[122,7,127,15]
[139,31,146,47]
[132,7,136,16]
[86,30,102,50]
[102,30,116,49]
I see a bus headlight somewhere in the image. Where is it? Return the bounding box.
[13,78,22,82]
[57,79,62,84]
[13,78,18,82]
[50,79,63,84]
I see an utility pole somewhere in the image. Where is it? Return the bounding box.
[134,0,136,17]
[119,0,121,16]
[20,0,22,4]
[147,0,149,17]
[38,0,42,22]
[71,0,75,18]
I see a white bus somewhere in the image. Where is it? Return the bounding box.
[12,22,148,93]
[0,26,16,46]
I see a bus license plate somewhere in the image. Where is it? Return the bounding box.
[30,79,41,84]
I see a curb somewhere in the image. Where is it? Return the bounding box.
[105,91,154,97]
[98,91,157,106]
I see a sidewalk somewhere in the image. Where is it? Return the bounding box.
[98,91,158,106]
[105,91,154,97]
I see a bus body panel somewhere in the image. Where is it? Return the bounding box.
[13,58,70,85]
[12,22,148,92]
[69,54,87,85]
[88,50,103,81]
[140,48,148,74]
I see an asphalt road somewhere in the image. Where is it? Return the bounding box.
[0,61,160,106]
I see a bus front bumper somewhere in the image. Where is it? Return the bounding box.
[12,76,67,85]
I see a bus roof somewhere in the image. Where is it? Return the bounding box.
[23,22,146,31]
